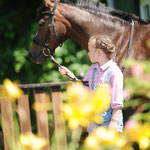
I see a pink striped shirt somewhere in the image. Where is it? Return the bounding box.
[83,59,124,109]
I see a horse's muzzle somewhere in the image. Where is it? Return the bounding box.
[28,48,47,64]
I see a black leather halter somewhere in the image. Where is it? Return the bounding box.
[33,1,62,57]
[122,20,135,72]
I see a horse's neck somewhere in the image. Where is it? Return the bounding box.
[58,4,91,49]
[58,4,130,64]
[130,24,150,60]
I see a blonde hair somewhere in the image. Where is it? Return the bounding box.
[89,35,116,53]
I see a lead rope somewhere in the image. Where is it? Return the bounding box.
[122,20,135,72]
[48,54,76,81]
[48,54,89,86]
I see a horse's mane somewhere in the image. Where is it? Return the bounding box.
[61,0,150,25]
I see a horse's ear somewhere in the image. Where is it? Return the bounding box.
[43,0,61,4]
[43,0,60,6]
[43,0,50,4]
[43,0,51,7]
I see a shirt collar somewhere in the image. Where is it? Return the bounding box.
[96,59,114,71]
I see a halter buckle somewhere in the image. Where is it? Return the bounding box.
[42,48,51,57]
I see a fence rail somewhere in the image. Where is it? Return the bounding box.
[0,81,72,150]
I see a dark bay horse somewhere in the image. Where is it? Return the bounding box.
[29,0,150,76]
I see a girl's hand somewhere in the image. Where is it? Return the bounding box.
[108,120,117,130]
[108,108,121,130]
[59,66,77,80]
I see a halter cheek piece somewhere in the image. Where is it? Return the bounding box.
[33,1,62,57]
[122,20,135,72]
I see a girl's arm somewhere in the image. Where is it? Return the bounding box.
[108,108,121,130]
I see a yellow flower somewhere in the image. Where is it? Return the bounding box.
[19,133,48,150]
[139,137,149,149]
[94,127,117,145]
[32,102,52,111]
[62,82,111,129]
[63,104,74,117]
[68,118,80,129]
[1,79,23,101]
[125,122,150,149]
[92,84,111,113]
[20,134,30,146]
[66,82,89,103]
[85,135,100,150]
[85,127,127,149]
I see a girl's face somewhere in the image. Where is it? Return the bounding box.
[88,40,99,63]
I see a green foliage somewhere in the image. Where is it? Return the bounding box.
[0,0,41,83]
[39,39,91,83]
[124,59,150,98]
[0,2,91,148]
[123,59,150,122]
[0,0,91,84]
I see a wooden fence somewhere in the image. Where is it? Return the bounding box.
[0,81,72,150]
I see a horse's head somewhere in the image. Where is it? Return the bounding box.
[29,0,68,64]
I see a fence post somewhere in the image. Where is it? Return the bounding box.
[34,87,50,150]
[18,89,32,134]
[51,86,67,150]
[0,98,14,150]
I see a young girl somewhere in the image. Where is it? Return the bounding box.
[59,35,124,132]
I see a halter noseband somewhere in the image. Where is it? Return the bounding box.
[33,1,62,57]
